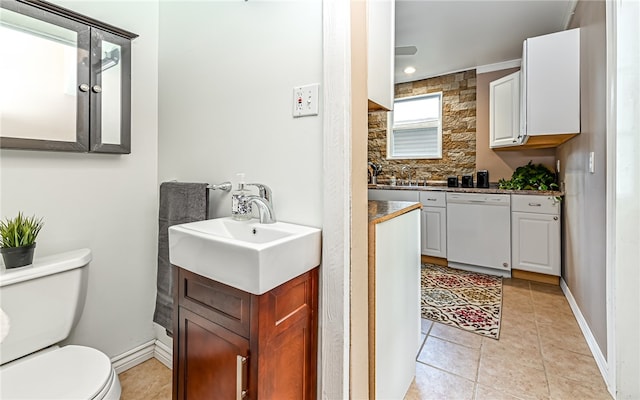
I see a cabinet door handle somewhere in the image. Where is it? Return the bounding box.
[237,355,248,399]
[79,83,90,92]
[528,203,542,207]
[554,216,559,221]
[92,85,103,93]
[427,198,437,201]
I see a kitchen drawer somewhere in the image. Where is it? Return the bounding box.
[419,191,446,207]
[511,195,560,214]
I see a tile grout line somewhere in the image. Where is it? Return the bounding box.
[473,336,486,400]
[414,358,477,386]
[530,280,553,399]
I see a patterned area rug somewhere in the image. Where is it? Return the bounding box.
[421,264,502,339]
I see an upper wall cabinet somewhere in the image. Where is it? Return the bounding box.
[0,0,138,154]
[367,0,395,111]
[521,28,580,148]
[490,71,521,148]
[490,28,580,150]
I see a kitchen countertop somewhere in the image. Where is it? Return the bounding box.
[368,183,563,197]
[368,200,422,225]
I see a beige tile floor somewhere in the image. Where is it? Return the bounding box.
[119,357,171,400]
[404,278,612,400]
[119,279,611,400]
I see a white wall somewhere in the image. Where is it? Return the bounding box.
[0,1,159,358]
[608,0,640,396]
[156,0,323,348]
[556,0,607,357]
[157,1,323,225]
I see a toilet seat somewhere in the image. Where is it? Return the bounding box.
[0,345,117,399]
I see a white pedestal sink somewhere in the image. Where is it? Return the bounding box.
[168,217,322,295]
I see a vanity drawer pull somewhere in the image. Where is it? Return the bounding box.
[528,203,542,207]
[237,355,248,399]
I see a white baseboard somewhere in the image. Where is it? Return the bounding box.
[560,279,611,392]
[109,339,173,375]
[154,339,173,369]
[111,340,155,374]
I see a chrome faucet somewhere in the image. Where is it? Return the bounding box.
[242,183,276,224]
[247,183,272,204]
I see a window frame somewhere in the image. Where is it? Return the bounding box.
[386,92,443,160]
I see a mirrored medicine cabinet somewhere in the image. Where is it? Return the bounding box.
[0,0,138,153]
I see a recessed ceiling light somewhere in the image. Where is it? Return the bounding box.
[404,66,416,74]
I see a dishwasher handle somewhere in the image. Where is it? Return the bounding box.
[447,194,510,206]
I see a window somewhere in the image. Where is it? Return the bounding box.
[387,92,443,159]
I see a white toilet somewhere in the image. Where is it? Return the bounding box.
[0,249,121,399]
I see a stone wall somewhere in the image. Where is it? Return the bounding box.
[368,69,477,182]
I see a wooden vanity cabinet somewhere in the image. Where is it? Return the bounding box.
[172,266,318,400]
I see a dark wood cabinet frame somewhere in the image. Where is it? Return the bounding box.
[173,266,319,400]
[0,0,137,154]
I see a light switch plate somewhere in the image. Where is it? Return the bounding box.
[293,84,319,117]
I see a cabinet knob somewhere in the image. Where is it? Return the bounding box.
[554,216,559,221]
[92,85,103,93]
[79,84,90,92]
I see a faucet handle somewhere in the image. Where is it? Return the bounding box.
[246,183,272,202]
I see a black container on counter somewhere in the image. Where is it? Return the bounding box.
[461,175,474,188]
[447,176,459,187]
[476,170,489,188]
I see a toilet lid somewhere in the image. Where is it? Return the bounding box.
[0,345,113,399]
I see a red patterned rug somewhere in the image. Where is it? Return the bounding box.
[421,264,502,339]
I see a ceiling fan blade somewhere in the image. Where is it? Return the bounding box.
[395,45,417,56]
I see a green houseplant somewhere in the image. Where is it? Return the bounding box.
[0,212,44,269]
[498,161,559,191]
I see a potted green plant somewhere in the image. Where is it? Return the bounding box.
[0,212,44,269]
[497,161,559,191]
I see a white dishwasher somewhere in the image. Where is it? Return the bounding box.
[446,192,511,276]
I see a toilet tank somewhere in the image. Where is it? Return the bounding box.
[0,249,91,365]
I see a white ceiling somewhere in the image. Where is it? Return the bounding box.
[394,0,577,83]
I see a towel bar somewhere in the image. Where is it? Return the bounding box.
[208,182,232,192]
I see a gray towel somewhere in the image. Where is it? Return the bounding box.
[153,182,209,335]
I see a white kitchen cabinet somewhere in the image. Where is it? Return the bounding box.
[367,0,395,111]
[511,195,561,276]
[520,28,580,147]
[370,209,420,399]
[490,71,522,148]
[419,191,447,258]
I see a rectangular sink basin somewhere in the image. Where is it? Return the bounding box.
[168,217,321,295]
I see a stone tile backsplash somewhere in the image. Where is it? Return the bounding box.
[368,69,477,182]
